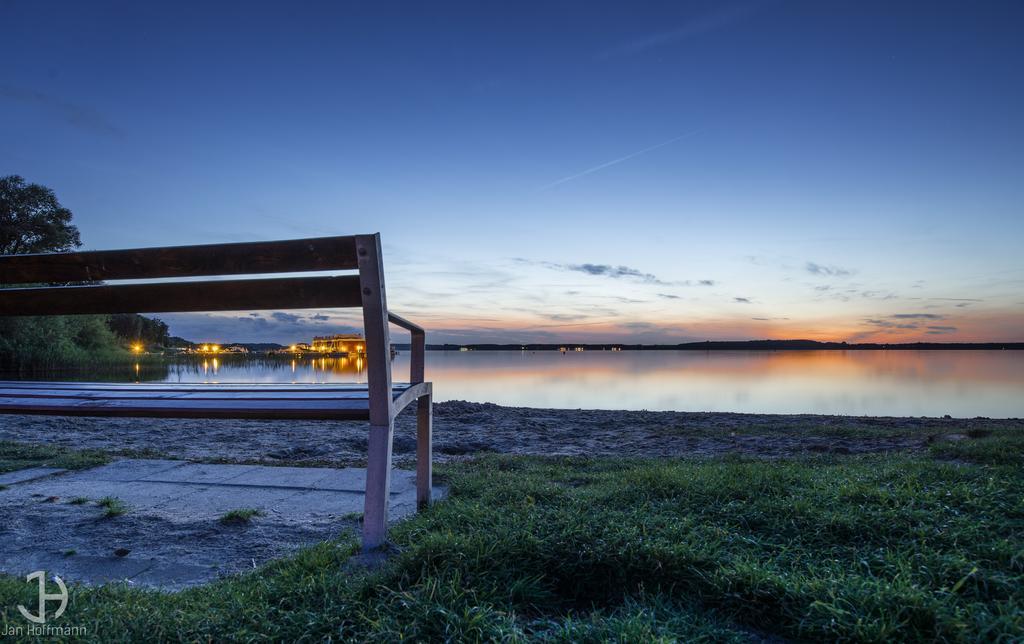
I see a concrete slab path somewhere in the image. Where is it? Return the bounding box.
[0,459,443,589]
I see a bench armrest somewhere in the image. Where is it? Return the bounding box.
[388,312,425,384]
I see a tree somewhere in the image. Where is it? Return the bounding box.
[0,176,111,369]
[108,314,170,347]
[0,175,81,255]
[0,176,178,369]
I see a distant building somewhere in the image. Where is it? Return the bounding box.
[192,343,223,354]
[311,334,366,354]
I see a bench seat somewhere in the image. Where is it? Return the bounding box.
[0,381,431,421]
[0,233,430,549]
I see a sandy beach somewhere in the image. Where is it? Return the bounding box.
[0,401,1016,467]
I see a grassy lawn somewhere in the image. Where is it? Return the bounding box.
[0,431,1021,642]
[649,415,1024,442]
[0,440,110,474]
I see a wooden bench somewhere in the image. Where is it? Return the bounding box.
[0,233,430,550]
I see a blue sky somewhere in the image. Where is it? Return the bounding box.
[2,1,1022,344]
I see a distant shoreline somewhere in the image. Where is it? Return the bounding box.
[395,340,1024,352]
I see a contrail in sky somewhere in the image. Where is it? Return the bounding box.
[538,128,704,191]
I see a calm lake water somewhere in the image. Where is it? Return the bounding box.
[112,350,1024,418]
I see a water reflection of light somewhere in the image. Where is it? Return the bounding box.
[137,351,1023,417]
[134,362,140,382]
[415,350,1024,417]
[300,355,369,381]
[201,358,221,380]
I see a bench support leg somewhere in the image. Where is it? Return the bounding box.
[416,392,432,510]
[362,420,394,550]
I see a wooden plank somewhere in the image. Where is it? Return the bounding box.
[0,396,371,410]
[410,328,425,384]
[389,311,425,383]
[0,382,410,390]
[0,397,372,420]
[0,390,408,398]
[0,235,360,284]
[416,392,432,510]
[387,312,424,334]
[357,233,395,550]
[0,275,362,316]
[391,381,431,414]
[0,383,411,392]
[357,234,394,426]
[0,389,392,400]
[362,420,393,550]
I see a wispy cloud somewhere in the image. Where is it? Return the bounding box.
[805,261,854,277]
[598,1,767,60]
[271,312,303,323]
[813,285,899,303]
[658,293,681,299]
[859,290,897,300]
[930,297,983,309]
[161,311,352,343]
[0,85,122,137]
[516,258,715,287]
[734,297,752,303]
[567,263,662,283]
[865,319,918,329]
[542,313,591,322]
[522,319,620,330]
[863,313,954,333]
[538,129,703,191]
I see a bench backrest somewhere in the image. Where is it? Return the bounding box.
[0,233,396,424]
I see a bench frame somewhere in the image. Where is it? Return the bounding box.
[0,233,429,549]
